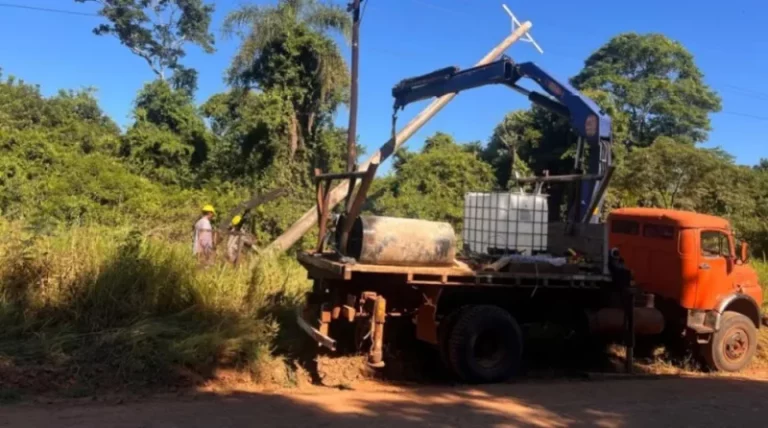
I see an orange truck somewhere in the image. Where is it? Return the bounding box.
[296,202,763,383]
[609,208,763,372]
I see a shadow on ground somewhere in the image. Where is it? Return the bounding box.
[306,319,690,388]
[2,375,767,427]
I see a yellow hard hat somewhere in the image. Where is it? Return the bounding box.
[231,215,242,226]
[202,204,216,215]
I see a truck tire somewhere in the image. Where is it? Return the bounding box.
[447,305,523,383]
[438,306,469,371]
[700,311,757,372]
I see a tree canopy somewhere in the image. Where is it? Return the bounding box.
[572,33,722,146]
[223,0,350,160]
[368,133,495,231]
[76,0,215,91]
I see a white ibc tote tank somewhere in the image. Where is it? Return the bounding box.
[463,192,548,255]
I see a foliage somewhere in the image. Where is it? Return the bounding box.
[223,0,350,87]
[201,90,292,186]
[368,133,495,232]
[0,73,253,233]
[76,0,215,86]
[613,137,735,210]
[121,80,212,185]
[482,110,536,188]
[572,33,722,146]
[223,0,350,159]
[0,74,121,155]
[0,74,132,224]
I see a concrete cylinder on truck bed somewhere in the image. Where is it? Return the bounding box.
[340,215,456,266]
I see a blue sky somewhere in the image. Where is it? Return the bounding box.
[1,0,766,170]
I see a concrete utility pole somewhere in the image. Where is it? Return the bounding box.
[346,0,362,172]
[267,22,534,253]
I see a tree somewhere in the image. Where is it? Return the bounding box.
[76,0,215,86]
[482,111,536,189]
[0,72,164,226]
[223,0,350,87]
[612,137,743,212]
[368,133,495,231]
[223,0,350,158]
[572,33,721,146]
[121,80,212,185]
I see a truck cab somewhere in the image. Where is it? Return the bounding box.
[608,207,763,371]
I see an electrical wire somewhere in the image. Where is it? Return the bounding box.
[360,0,371,23]
[0,2,98,17]
[721,111,768,122]
[722,84,768,101]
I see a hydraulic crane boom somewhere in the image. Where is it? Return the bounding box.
[391,56,613,224]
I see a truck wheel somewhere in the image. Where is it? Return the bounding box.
[447,305,523,383]
[700,311,757,372]
[438,307,468,371]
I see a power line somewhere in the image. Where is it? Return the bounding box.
[0,2,98,17]
[721,84,768,101]
[721,111,768,122]
[360,0,371,23]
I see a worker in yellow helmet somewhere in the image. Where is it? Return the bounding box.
[226,214,245,265]
[193,204,216,264]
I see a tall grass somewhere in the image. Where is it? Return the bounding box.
[749,259,768,368]
[754,259,768,310]
[0,221,310,392]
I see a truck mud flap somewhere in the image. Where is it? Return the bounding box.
[296,306,337,351]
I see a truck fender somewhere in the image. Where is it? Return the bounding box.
[714,293,761,330]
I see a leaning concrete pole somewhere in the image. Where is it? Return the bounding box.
[267,22,534,253]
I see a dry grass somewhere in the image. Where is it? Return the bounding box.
[0,221,311,396]
[755,260,768,367]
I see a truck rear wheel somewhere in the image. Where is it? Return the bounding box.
[447,305,523,383]
[700,311,757,372]
[438,307,468,371]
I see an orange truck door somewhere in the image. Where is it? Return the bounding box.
[697,230,734,309]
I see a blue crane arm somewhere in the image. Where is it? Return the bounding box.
[390,56,613,223]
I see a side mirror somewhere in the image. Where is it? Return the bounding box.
[740,242,750,264]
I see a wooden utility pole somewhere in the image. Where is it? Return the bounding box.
[346,0,362,172]
[267,22,534,253]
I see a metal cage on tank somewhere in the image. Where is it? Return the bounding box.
[462,191,549,256]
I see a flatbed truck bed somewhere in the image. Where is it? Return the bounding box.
[297,251,612,288]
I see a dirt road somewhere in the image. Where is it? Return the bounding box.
[2,376,767,427]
